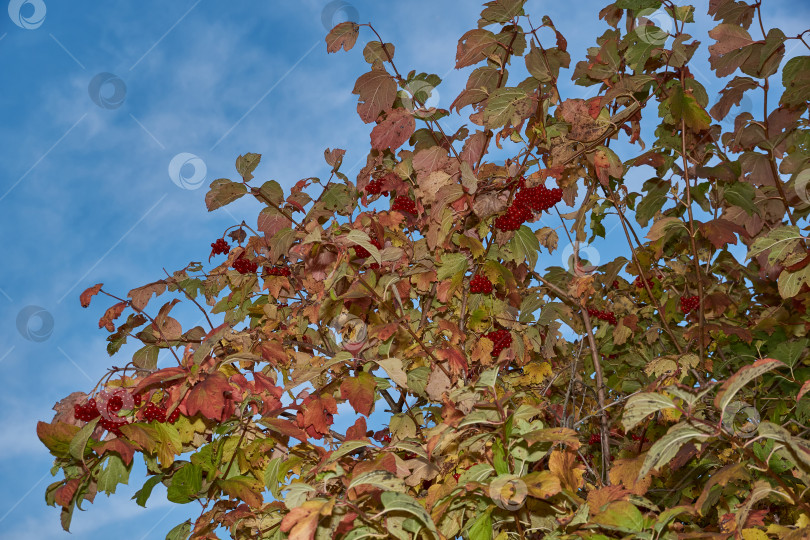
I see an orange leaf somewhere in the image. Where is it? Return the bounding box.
[340,372,376,416]
[80,283,103,308]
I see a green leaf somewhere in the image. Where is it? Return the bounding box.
[592,501,644,533]
[436,252,468,281]
[467,507,493,540]
[166,463,203,504]
[165,520,191,540]
[348,470,408,492]
[258,180,284,206]
[205,179,247,211]
[746,225,802,262]
[133,345,159,371]
[778,264,810,298]
[639,422,713,478]
[269,227,297,263]
[69,417,100,461]
[97,454,130,495]
[723,182,758,215]
[482,87,532,129]
[622,393,678,432]
[346,230,382,265]
[509,225,541,268]
[667,81,711,131]
[781,55,810,107]
[480,0,525,23]
[772,339,808,368]
[381,492,439,537]
[133,475,164,507]
[714,358,786,414]
[235,152,261,181]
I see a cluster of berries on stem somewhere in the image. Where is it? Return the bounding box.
[469,274,493,294]
[142,402,180,424]
[210,238,230,256]
[483,329,512,358]
[680,295,700,314]
[353,237,383,259]
[233,256,258,274]
[74,397,129,436]
[587,308,617,326]
[391,195,416,215]
[264,266,291,277]
[365,177,389,196]
[494,177,563,232]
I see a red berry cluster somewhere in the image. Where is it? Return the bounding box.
[484,329,512,358]
[391,196,416,214]
[680,295,699,314]
[265,266,291,277]
[353,237,383,259]
[142,402,180,424]
[470,274,493,294]
[494,179,563,231]
[588,433,600,445]
[233,256,258,274]
[99,417,128,437]
[74,399,100,422]
[634,276,652,289]
[587,308,617,325]
[210,238,230,256]
[365,177,389,196]
[630,433,642,441]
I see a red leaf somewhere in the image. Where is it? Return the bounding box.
[345,417,368,441]
[325,21,359,53]
[455,29,498,69]
[698,218,746,249]
[54,479,80,507]
[263,417,310,442]
[127,281,167,311]
[370,108,415,151]
[99,302,126,332]
[96,438,135,466]
[296,394,339,438]
[185,371,233,422]
[80,283,103,308]
[340,372,376,416]
[436,347,468,376]
[352,68,397,124]
[132,367,187,395]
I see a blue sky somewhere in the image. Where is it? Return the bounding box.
[1,1,808,539]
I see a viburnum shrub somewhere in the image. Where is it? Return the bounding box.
[37,1,810,539]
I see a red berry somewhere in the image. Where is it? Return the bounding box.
[631,433,642,441]
[483,329,512,358]
[365,177,384,195]
[589,433,600,445]
[132,393,142,407]
[167,409,180,424]
[264,266,291,277]
[233,256,258,274]
[210,238,230,257]
[391,196,417,214]
[680,295,699,314]
[453,473,461,481]
[107,395,124,413]
[470,275,493,294]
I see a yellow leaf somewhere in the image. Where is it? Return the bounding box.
[741,528,768,540]
[520,362,552,385]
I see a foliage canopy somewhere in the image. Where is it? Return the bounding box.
[39,1,810,538]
